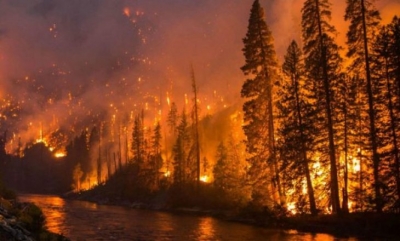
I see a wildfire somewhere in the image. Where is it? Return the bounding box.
[200,175,209,183]
[123,7,130,17]
[164,170,171,177]
[287,202,296,215]
[54,151,66,158]
[313,160,323,176]
[352,157,360,173]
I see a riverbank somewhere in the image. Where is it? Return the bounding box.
[0,198,69,241]
[280,213,400,240]
[0,183,69,241]
[64,190,400,240]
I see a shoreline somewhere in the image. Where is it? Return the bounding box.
[0,196,69,241]
[62,192,400,240]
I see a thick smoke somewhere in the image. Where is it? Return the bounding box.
[0,0,398,151]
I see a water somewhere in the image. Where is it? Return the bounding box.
[18,194,358,241]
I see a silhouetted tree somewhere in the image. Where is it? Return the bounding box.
[345,0,382,212]
[241,0,282,206]
[302,0,343,213]
[173,109,191,185]
[151,121,163,188]
[277,40,317,215]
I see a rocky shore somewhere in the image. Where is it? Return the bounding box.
[0,197,69,241]
[0,203,33,241]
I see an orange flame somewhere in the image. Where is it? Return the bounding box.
[123,7,130,17]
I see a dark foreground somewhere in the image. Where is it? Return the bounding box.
[0,196,68,241]
[281,213,400,240]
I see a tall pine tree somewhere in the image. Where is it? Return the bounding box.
[277,40,317,215]
[302,0,343,213]
[241,0,282,206]
[372,20,400,209]
[345,0,382,212]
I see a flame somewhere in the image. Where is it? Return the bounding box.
[123,7,130,17]
[302,179,307,195]
[348,201,353,212]
[164,170,171,177]
[313,160,323,176]
[36,138,45,144]
[55,151,66,158]
[352,157,360,173]
[287,202,296,215]
[200,175,209,183]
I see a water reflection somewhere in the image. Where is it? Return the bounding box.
[19,194,360,241]
[18,194,66,235]
[196,217,215,241]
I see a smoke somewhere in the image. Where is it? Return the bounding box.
[0,0,398,151]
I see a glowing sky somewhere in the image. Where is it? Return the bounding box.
[0,0,398,148]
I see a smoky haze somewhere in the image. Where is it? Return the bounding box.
[0,0,398,150]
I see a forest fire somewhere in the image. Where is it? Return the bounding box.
[0,0,399,224]
[351,157,361,173]
[200,175,209,183]
[54,151,66,158]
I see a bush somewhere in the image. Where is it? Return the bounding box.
[19,203,45,233]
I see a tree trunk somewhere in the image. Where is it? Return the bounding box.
[191,67,201,191]
[315,0,341,214]
[294,73,317,215]
[383,54,400,202]
[343,90,349,214]
[360,0,382,212]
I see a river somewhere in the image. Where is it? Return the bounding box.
[18,194,358,241]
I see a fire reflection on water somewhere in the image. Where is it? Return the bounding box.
[196,217,215,240]
[18,194,66,235]
[18,194,360,241]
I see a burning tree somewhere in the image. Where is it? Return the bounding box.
[301,0,343,214]
[277,40,317,215]
[345,0,382,213]
[241,0,282,207]
[371,17,400,210]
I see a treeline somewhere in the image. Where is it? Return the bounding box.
[63,101,249,208]
[0,132,70,193]
[241,0,400,215]
[2,0,400,216]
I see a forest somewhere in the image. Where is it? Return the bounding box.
[0,0,400,218]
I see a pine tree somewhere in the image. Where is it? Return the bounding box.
[277,40,317,215]
[151,121,163,188]
[213,141,229,190]
[241,0,282,206]
[213,138,250,206]
[389,17,400,204]
[372,21,400,209]
[89,126,101,185]
[172,109,191,185]
[335,74,360,213]
[391,17,400,100]
[191,67,201,189]
[301,0,343,213]
[66,131,89,190]
[345,74,371,212]
[345,0,382,212]
[132,113,145,165]
[167,102,179,136]
[72,163,83,191]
